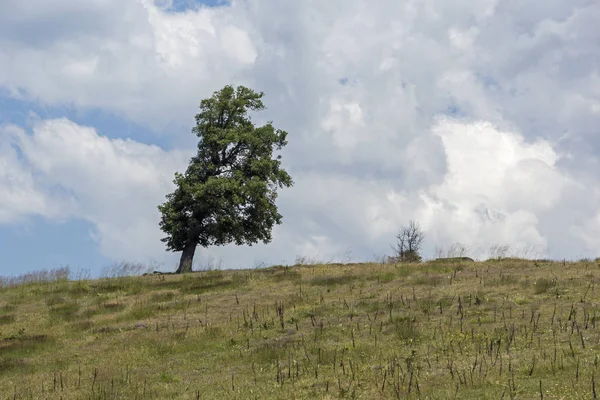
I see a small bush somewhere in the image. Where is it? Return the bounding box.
[391,220,424,263]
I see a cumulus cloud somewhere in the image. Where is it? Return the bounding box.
[0,0,257,132]
[0,125,65,224]
[1,0,600,268]
[2,116,593,267]
[0,119,189,262]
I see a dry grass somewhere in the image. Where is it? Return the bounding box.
[0,260,599,398]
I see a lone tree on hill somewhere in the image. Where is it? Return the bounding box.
[158,85,293,273]
[391,220,425,263]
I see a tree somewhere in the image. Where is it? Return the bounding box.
[391,220,424,263]
[158,85,293,273]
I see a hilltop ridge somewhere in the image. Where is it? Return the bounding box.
[0,259,597,399]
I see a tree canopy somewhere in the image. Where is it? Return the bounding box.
[158,85,293,273]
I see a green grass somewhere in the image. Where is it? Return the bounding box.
[0,260,600,398]
[534,277,556,294]
[0,314,15,325]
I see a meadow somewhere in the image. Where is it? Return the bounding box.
[0,259,599,399]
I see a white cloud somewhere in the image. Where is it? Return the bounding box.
[431,118,563,209]
[419,119,568,257]
[0,119,190,263]
[0,0,257,131]
[0,125,65,224]
[1,115,599,269]
[448,27,479,50]
[1,0,600,268]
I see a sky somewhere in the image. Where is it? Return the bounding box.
[1,0,600,277]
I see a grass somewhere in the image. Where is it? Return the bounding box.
[0,260,600,398]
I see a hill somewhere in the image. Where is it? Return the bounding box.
[0,259,598,399]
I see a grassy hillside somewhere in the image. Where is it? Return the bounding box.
[0,259,599,399]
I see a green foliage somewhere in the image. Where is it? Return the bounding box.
[158,85,293,271]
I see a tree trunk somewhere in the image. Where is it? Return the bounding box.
[176,240,198,274]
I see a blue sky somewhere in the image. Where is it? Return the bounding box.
[169,0,227,10]
[1,0,600,278]
[0,0,219,277]
[0,95,170,276]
